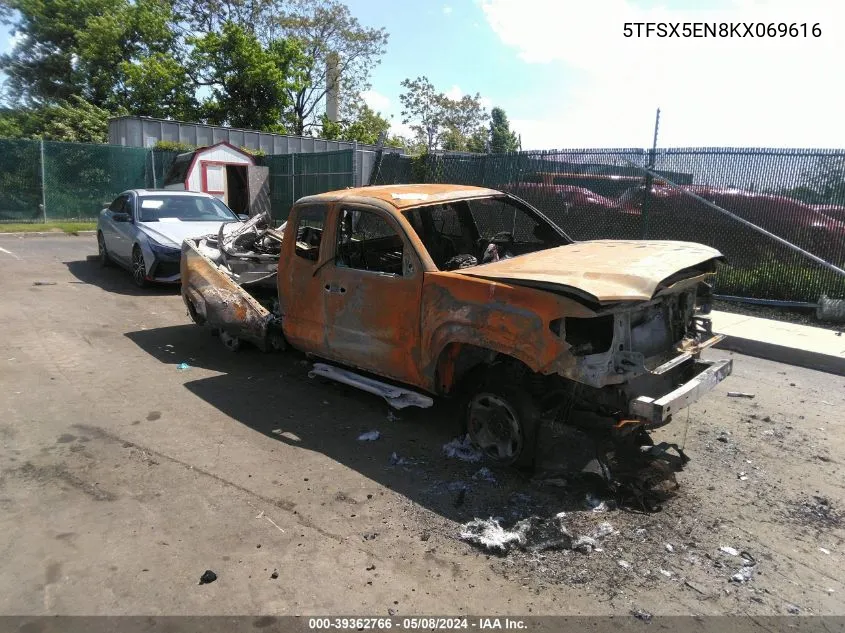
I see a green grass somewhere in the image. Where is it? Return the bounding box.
[0,221,97,234]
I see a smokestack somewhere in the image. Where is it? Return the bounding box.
[326,52,340,123]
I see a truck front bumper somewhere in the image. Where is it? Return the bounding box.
[629,358,733,425]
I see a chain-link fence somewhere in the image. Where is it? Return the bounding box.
[0,139,355,224]
[0,140,181,223]
[371,149,845,302]
[259,149,354,221]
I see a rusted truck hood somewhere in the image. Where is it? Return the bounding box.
[454,240,722,303]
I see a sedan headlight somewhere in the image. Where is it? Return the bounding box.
[148,238,181,258]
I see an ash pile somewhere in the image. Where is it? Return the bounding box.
[196,211,285,287]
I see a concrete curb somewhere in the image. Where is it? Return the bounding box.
[714,335,845,377]
[0,230,96,237]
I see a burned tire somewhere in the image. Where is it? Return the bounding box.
[465,375,540,469]
[219,330,241,352]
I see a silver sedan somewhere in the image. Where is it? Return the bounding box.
[97,189,244,287]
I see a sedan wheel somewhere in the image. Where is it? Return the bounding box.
[132,246,148,288]
[97,232,112,267]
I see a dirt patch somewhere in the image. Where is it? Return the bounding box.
[9,462,118,502]
[784,495,843,529]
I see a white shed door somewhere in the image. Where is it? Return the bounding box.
[203,163,226,201]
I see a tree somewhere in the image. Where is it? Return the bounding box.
[399,76,487,152]
[172,0,282,42]
[399,76,444,152]
[465,128,488,154]
[37,96,111,143]
[0,107,28,138]
[277,0,389,135]
[189,22,304,131]
[446,94,486,142]
[0,0,125,105]
[440,127,468,152]
[120,53,198,120]
[0,97,111,142]
[319,102,392,145]
[806,156,845,205]
[0,0,392,139]
[780,156,845,206]
[490,107,519,153]
[77,0,186,110]
[0,0,182,109]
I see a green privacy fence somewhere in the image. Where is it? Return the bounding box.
[259,149,354,221]
[0,139,181,223]
[372,150,845,303]
[0,139,354,223]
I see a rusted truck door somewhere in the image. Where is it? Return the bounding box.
[279,204,331,354]
[316,204,424,386]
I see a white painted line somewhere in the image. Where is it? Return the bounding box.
[0,246,21,259]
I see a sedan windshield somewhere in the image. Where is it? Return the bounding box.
[403,195,570,271]
[138,196,239,222]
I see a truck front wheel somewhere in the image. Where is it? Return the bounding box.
[466,375,539,469]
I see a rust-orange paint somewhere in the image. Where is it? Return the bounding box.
[183,184,724,398]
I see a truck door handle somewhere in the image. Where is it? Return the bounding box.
[324,284,347,294]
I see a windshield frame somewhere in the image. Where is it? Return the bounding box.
[136,194,240,223]
[401,193,573,272]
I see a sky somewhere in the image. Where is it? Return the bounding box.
[2,0,843,150]
[343,0,845,149]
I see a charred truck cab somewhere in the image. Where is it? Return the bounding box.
[181,184,732,496]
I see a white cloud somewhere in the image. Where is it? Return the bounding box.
[5,30,24,52]
[443,5,453,15]
[481,0,845,148]
[444,84,464,101]
[390,120,415,139]
[445,85,492,110]
[360,89,391,113]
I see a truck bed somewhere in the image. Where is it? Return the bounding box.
[180,224,283,351]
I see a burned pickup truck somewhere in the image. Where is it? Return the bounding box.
[181,184,731,482]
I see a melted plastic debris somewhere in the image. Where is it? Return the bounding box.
[472,467,497,483]
[458,516,572,554]
[443,435,483,463]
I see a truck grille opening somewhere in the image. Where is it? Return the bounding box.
[564,315,614,356]
[630,292,694,358]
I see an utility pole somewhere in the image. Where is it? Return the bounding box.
[641,107,660,239]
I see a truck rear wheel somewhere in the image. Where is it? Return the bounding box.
[465,375,539,469]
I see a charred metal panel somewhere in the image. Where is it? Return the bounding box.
[419,272,596,393]
[181,240,273,348]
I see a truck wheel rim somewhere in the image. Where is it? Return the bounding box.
[132,249,146,284]
[467,393,523,462]
[220,331,240,351]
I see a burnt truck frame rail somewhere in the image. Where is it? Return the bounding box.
[180,183,734,489]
